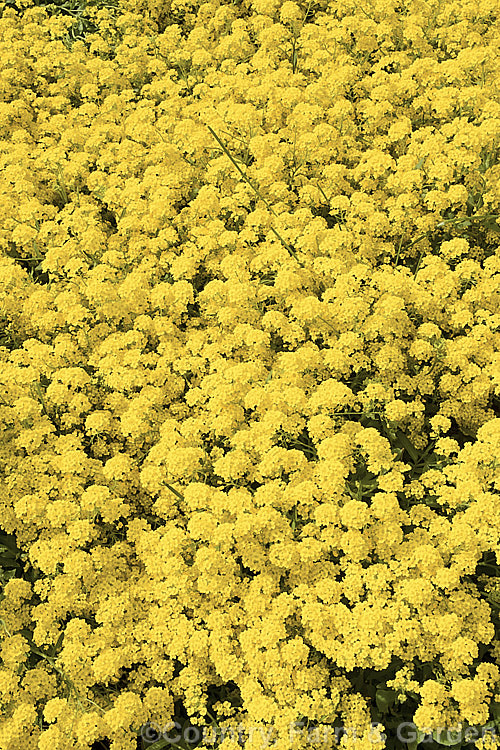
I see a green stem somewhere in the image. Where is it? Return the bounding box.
[0,618,12,637]
[165,483,185,501]
[206,125,305,267]
[436,212,500,227]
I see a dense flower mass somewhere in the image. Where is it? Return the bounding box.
[0,0,500,747]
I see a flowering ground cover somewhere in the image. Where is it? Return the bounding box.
[0,0,500,748]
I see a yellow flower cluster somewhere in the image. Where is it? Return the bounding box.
[1,0,500,746]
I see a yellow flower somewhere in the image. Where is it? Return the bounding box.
[43,697,68,724]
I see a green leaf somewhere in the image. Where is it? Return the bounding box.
[491,701,500,725]
[376,688,397,713]
[50,631,65,657]
[483,218,500,233]
[142,740,170,750]
[432,728,463,746]
[404,726,432,747]
[396,430,419,463]
[19,628,36,644]
[0,534,18,553]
